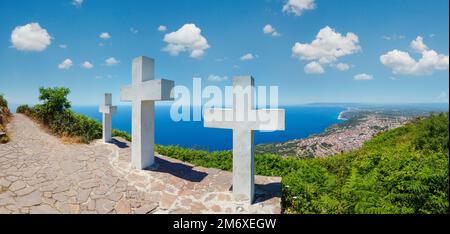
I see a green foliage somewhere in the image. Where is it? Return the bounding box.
[17,87,120,143]
[34,87,71,124]
[112,129,132,142]
[0,94,11,143]
[0,94,8,108]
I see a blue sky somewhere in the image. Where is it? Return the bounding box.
[0,0,448,106]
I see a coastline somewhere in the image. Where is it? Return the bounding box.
[337,110,348,121]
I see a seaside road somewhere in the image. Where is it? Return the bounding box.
[0,114,281,214]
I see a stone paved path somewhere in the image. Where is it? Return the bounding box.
[0,114,281,214]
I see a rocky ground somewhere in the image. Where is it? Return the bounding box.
[0,114,281,214]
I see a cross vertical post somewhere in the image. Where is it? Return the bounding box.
[120,56,174,169]
[99,93,117,143]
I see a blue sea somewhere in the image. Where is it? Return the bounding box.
[70,105,344,151]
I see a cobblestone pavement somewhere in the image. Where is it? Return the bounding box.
[0,114,282,214]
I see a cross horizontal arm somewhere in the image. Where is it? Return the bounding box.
[99,105,117,114]
[203,108,235,129]
[203,108,285,131]
[120,79,174,102]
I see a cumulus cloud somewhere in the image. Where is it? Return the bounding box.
[410,36,429,53]
[333,63,351,71]
[207,74,228,82]
[81,61,93,69]
[292,26,361,64]
[59,44,68,49]
[58,59,73,70]
[105,57,119,66]
[304,61,325,74]
[292,26,360,74]
[282,0,316,16]
[240,53,255,61]
[158,25,167,32]
[10,23,52,52]
[72,0,83,7]
[162,24,210,58]
[263,24,281,37]
[99,32,111,40]
[353,73,373,81]
[380,36,449,75]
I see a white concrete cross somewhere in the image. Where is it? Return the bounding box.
[99,93,117,143]
[120,56,174,169]
[203,76,285,203]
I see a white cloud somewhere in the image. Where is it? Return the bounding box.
[158,25,167,32]
[410,36,428,53]
[58,59,73,70]
[353,73,373,81]
[333,63,351,71]
[304,61,325,74]
[59,44,68,49]
[81,61,93,69]
[263,24,281,37]
[282,0,316,16]
[130,28,138,34]
[105,57,119,66]
[240,53,255,61]
[72,0,83,7]
[11,23,52,52]
[207,74,228,82]
[292,26,361,73]
[380,37,449,75]
[292,26,361,65]
[162,24,210,58]
[99,32,111,40]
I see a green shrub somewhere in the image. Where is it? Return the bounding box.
[0,94,8,108]
[113,129,132,141]
[0,94,11,143]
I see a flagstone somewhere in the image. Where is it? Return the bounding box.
[9,180,26,192]
[29,204,60,214]
[134,203,158,214]
[115,198,131,214]
[0,113,281,214]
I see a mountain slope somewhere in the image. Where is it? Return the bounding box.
[158,113,449,214]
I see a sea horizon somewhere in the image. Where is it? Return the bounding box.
[8,102,448,151]
[69,105,346,151]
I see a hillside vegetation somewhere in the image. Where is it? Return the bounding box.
[16,87,129,143]
[157,113,449,214]
[17,87,449,214]
[0,94,11,143]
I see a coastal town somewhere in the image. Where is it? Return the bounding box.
[256,110,414,158]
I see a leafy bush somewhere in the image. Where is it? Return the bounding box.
[0,94,7,108]
[0,94,11,143]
